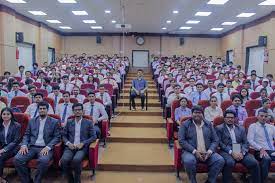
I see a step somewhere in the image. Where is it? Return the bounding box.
[116,107,162,116]
[111,116,164,128]
[120,93,159,100]
[124,83,156,88]
[117,99,160,107]
[125,81,155,85]
[109,127,167,143]
[88,171,177,183]
[122,88,157,93]
[98,143,174,172]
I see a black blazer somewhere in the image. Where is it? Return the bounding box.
[0,121,21,152]
[63,118,97,150]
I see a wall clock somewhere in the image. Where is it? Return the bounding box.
[136,36,145,46]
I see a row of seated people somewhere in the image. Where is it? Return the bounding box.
[174,106,275,183]
[0,102,100,183]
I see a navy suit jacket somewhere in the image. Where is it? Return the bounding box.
[178,119,219,153]
[62,118,97,150]
[0,121,21,152]
[215,123,249,154]
[21,116,61,149]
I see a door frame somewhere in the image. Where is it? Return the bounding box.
[245,45,263,74]
[132,50,150,67]
[226,49,233,64]
[17,42,36,64]
[48,47,56,63]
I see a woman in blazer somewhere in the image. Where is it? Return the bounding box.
[0,107,21,183]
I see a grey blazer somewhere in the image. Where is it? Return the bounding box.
[215,123,249,154]
[178,119,219,153]
[62,118,97,150]
[0,121,21,152]
[21,116,61,149]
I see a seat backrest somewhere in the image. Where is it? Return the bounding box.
[11,96,31,112]
[13,113,29,137]
[33,82,42,88]
[243,116,258,132]
[250,92,260,99]
[245,99,262,117]
[36,88,48,97]
[198,100,210,110]
[44,97,55,110]
[221,100,233,112]
[103,83,113,96]
[80,83,95,90]
[171,100,180,122]
[213,116,224,127]
[179,116,192,125]
[80,89,88,97]
[58,98,78,104]
[269,92,275,101]
[271,101,275,110]
[48,114,61,122]
[236,85,244,92]
[0,96,8,106]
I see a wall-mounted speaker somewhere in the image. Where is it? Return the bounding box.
[16,32,24,43]
[179,37,184,46]
[96,36,102,44]
[258,36,267,46]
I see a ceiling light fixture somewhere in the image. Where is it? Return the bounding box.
[186,20,200,24]
[105,10,111,14]
[28,11,47,15]
[111,20,116,23]
[162,27,167,30]
[72,11,88,15]
[236,13,255,17]
[221,21,236,25]
[166,20,172,24]
[5,0,26,3]
[211,27,224,31]
[195,11,212,16]
[46,20,61,23]
[207,0,229,5]
[91,26,103,29]
[173,10,179,14]
[59,26,72,29]
[259,0,275,5]
[179,26,192,30]
[57,0,77,3]
[83,20,96,24]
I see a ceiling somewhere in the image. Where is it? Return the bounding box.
[1,0,275,34]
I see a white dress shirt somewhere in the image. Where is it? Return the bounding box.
[56,102,73,125]
[183,86,197,95]
[3,121,11,144]
[95,92,112,106]
[59,83,74,92]
[247,122,275,151]
[25,103,54,118]
[255,85,273,95]
[212,92,230,106]
[204,106,223,122]
[35,117,47,146]
[74,118,82,145]
[226,125,237,144]
[83,101,108,123]
[48,93,63,111]
[193,121,206,152]
[71,94,86,104]
[167,93,187,107]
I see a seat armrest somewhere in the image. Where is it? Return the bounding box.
[101,120,109,139]
[174,140,183,170]
[166,118,173,140]
[53,142,63,168]
[89,139,99,169]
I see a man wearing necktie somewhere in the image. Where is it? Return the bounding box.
[7,82,26,104]
[213,83,230,106]
[56,92,73,127]
[189,83,208,105]
[226,94,248,125]
[247,109,275,183]
[96,85,112,121]
[48,85,62,112]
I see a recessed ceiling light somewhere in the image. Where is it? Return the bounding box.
[46,20,61,24]
[211,27,224,31]
[207,0,229,5]
[166,20,172,24]
[72,11,88,15]
[195,11,212,16]
[105,10,111,14]
[162,27,167,30]
[236,13,255,17]
[28,11,47,16]
[5,0,26,3]
[221,21,237,25]
[83,20,96,24]
[173,10,179,14]
[111,20,116,23]
[59,26,72,29]
[91,26,103,29]
[186,20,200,24]
[179,26,192,30]
[259,0,275,5]
[57,0,77,3]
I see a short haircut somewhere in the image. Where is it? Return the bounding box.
[72,103,83,110]
[244,80,251,84]
[262,98,271,105]
[209,96,218,101]
[88,91,95,96]
[226,80,233,84]
[217,83,225,88]
[189,78,195,81]
[196,83,203,87]
[34,93,44,98]
[224,110,236,118]
[28,85,36,91]
[52,85,60,90]
[179,97,188,103]
[19,65,25,69]
[4,71,11,75]
[191,105,204,113]
[231,94,242,102]
[12,82,19,86]
[37,101,49,109]
[98,84,105,88]
[260,88,267,93]
[62,75,69,79]
[257,108,268,115]
[137,69,143,72]
[63,91,70,96]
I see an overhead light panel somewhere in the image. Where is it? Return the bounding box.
[259,0,275,5]
[186,20,200,24]
[237,13,255,17]
[195,11,212,16]
[91,26,103,29]
[211,27,224,31]
[47,20,61,23]
[83,20,96,24]
[105,10,111,14]
[166,20,172,24]
[221,21,236,25]
[5,0,26,3]
[58,0,77,3]
[59,26,72,29]
[179,26,192,30]
[207,0,229,5]
[162,27,167,30]
[111,20,116,23]
[28,11,47,16]
[173,10,179,14]
[72,11,88,15]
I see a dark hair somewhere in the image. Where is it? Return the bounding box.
[19,65,25,69]
[52,85,60,90]
[72,103,83,110]
[262,98,271,105]
[191,105,204,113]
[231,94,243,103]
[179,97,188,103]
[63,91,70,96]
[12,81,19,86]
[37,101,49,109]
[62,75,69,79]
[260,88,267,93]
[209,96,218,102]
[257,109,268,115]
[196,83,203,87]
[266,74,273,78]
[28,85,36,91]
[34,93,44,98]
[98,84,105,88]
[224,110,236,118]
[0,107,17,125]
[25,78,33,85]
[217,83,225,88]
[240,88,249,100]
[33,63,38,67]
[137,69,143,73]
[244,80,251,84]
[88,91,95,96]
[3,71,11,75]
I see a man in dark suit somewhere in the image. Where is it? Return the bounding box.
[14,101,61,183]
[179,105,225,183]
[60,103,97,183]
[215,110,260,183]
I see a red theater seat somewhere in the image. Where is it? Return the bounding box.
[245,100,261,117]
[11,96,31,112]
